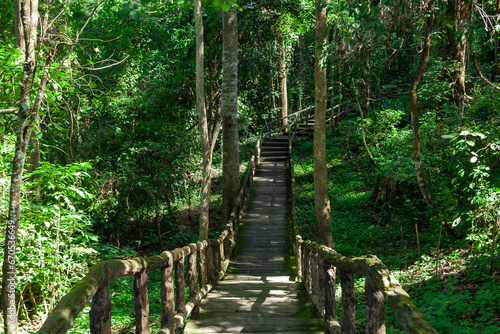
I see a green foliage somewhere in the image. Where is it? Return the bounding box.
[0,46,23,117]
[293,125,500,332]
[0,137,100,320]
[440,124,500,251]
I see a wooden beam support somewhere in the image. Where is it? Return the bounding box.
[89,282,111,334]
[340,272,355,334]
[160,254,174,332]
[175,255,186,314]
[365,272,386,334]
[134,271,150,334]
[187,248,199,319]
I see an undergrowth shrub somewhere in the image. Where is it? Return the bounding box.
[0,135,100,324]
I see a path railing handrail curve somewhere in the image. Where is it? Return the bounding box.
[287,123,438,334]
[35,109,281,333]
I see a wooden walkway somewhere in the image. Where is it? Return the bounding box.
[184,136,323,333]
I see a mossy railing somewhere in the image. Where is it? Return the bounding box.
[287,136,438,334]
[35,121,269,334]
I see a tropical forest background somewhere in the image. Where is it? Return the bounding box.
[0,0,499,332]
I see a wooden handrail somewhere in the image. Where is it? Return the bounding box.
[36,114,268,334]
[287,134,438,334]
[35,105,348,334]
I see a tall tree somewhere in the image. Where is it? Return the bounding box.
[2,2,99,331]
[196,0,221,240]
[278,37,288,131]
[444,0,471,114]
[410,0,462,239]
[15,0,41,197]
[314,0,332,248]
[3,1,39,332]
[222,5,240,223]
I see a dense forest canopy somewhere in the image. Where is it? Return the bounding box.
[0,0,499,332]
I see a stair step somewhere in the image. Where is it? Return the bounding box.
[260,156,288,162]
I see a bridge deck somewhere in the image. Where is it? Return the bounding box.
[184,136,323,333]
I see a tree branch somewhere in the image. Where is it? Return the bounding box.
[471,47,500,91]
[0,109,19,114]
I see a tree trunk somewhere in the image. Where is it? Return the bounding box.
[2,2,39,333]
[195,0,212,241]
[410,1,462,239]
[445,0,471,114]
[15,0,41,198]
[222,6,240,223]
[410,0,434,214]
[314,0,333,249]
[278,37,288,131]
[26,122,41,198]
[14,0,37,51]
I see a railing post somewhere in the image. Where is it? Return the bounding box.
[340,272,355,334]
[89,282,111,334]
[175,254,186,314]
[160,253,174,332]
[317,254,326,312]
[226,224,235,260]
[197,241,207,292]
[324,262,338,334]
[365,272,386,334]
[311,250,319,316]
[188,246,199,319]
[218,240,225,276]
[134,271,150,334]
[303,246,311,293]
[296,241,302,280]
[207,242,216,284]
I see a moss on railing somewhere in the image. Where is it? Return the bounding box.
[36,115,267,334]
[288,134,438,334]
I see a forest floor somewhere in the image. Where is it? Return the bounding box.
[292,127,500,333]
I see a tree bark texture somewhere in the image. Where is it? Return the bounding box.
[2,2,39,333]
[195,0,212,241]
[222,6,240,223]
[314,0,333,249]
[445,0,471,114]
[410,2,462,239]
[410,2,434,214]
[14,0,38,51]
[278,37,288,131]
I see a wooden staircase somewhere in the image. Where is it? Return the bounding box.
[184,136,323,333]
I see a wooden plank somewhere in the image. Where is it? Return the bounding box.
[184,317,323,333]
